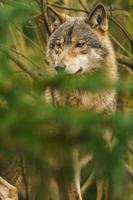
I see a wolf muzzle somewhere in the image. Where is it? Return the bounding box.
[55,64,66,73]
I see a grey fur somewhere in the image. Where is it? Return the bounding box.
[49,18,107,49]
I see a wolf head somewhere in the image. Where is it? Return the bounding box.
[47,4,115,75]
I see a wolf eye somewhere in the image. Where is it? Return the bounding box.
[56,43,61,48]
[56,41,62,48]
[55,42,62,54]
[76,42,85,48]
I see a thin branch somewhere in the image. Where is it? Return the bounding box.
[20,155,30,200]
[35,0,51,35]
[46,2,88,13]
[110,34,132,57]
[13,24,49,65]
[0,48,40,81]
[9,25,21,60]
[117,55,133,69]
[81,159,133,197]
[122,160,133,182]
[109,0,113,19]
[81,173,95,196]
[127,143,133,154]
[10,48,42,71]
[14,24,45,54]
[78,0,89,14]
[9,53,39,80]
[121,65,133,76]
[110,17,133,52]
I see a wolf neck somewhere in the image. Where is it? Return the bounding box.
[46,35,117,113]
[48,52,118,113]
[65,43,117,112]
[80,53,117,112]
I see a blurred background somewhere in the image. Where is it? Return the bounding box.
[0,0,133,200]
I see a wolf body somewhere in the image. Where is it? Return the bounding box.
[46,5,118,113]
[44,3,118,200]
[0,4,118,200]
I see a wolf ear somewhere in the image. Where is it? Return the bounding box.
[85,4,108,32]
[47,6,69,33]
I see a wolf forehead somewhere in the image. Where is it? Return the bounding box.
[48,18,103,49]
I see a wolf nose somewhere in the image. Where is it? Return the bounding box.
[55,64,66,73]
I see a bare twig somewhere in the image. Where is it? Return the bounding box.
[10,48,42,71]
[13,24,49,65]
[0,48,40,81]
[81,159,133,197]
[121,65,133,76]
[35,0,51,35]
[110,34,132,57]
[109,0,113,19]
[9,25,21,60]
[81,173,95,196]
[78,0,89,14]
[14,24,45,54]
[110,17,133,53]
[20,155,29,200]
[122,160,133,182]
[46,2,88,13]
[117,55,133,69]
[9,53,39,80]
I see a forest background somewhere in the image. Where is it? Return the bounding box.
[0,0,133,199]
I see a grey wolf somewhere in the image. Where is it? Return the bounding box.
[45,3,118,200]
[0,3,118,200]
[46,4,118,113]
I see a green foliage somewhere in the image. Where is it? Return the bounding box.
[0,0,133,200]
